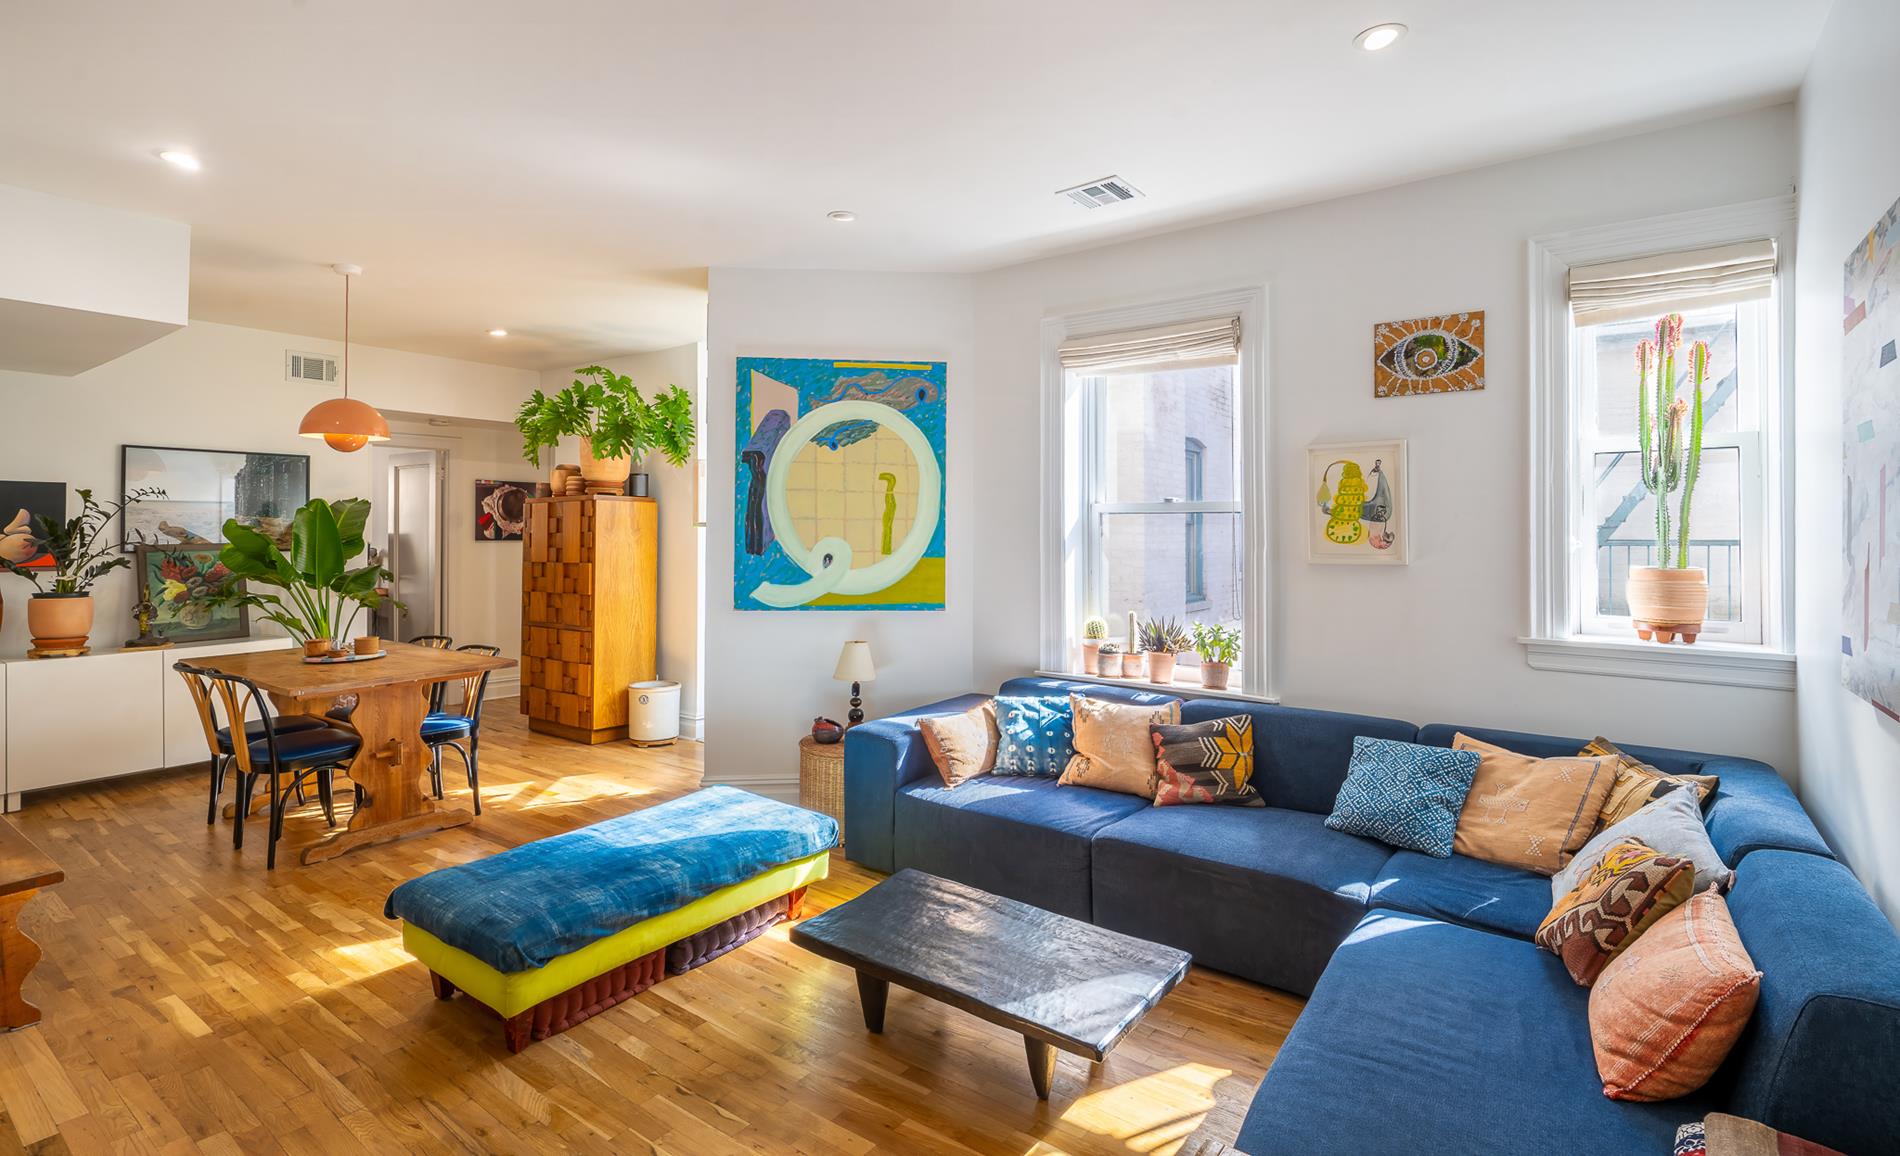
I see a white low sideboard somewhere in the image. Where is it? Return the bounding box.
[0,637,295,808]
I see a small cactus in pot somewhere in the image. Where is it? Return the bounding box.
[1095,641,1121,678]
[1080,615,1108,672]
[1627,313,1711,644]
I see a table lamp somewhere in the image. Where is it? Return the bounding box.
[833,640,876,727]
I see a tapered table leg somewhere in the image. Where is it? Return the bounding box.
[1025,1037,1057,1101]
[856,970,888,1033]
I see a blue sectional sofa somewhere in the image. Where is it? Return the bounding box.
[842,676,1900,1155]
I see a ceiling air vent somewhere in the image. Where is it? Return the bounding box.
[1057,176,1143,210]
[285,350,339,383]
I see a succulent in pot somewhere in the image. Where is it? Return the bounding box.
[1625,314,1710,644]
[0,486,164,656]
[1095,642,1121,678]
[1138,617,1192,685]
[1080,614,1108,671]
[1191,621,1241,690]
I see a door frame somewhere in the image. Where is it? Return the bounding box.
[380,445,448,640]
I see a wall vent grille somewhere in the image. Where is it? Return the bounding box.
[1057,176,1143,209]
[285,350,339,383]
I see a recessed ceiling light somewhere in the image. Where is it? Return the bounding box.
[1354,23,1406,51]
[827,210,856,222]
[157,149,202,172]
[487,328,509,337]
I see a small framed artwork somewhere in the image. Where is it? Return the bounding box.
[1308,440,1409,564]
[474,479,534,541]
[135,544,249,644]
[1373,312,1484,397]
[0,480,65,571]
[120,444,310,552]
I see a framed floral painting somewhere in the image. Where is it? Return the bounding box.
[136,544,248,644]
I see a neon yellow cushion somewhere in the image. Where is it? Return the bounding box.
[402,851,830,1017]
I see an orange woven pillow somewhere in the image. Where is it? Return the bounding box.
[1588,889,1761,1101]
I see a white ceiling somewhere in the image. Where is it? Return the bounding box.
[0,1,1828,370]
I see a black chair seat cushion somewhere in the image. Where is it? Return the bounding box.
[421,713,475,741]
[244,726,362,768]
[215,715,328,752]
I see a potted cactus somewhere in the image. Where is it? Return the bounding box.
[1625,315,1710,644]
[1121,647,1145,679]
[1081,615,1108,672]
[1095,642,1121,677]
[1191,621,1241,690]
[1139,617,1192,685]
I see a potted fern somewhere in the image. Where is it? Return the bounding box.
[515,366,696,491]
[1191,621,1241,690]
[0,487,163,656]
[1139,617,1191,685]
[1626,314,1710,644]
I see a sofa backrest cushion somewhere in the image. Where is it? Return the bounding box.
[1184,700,1417,815]
[1716,850,1900,1155]
[996,676,1182,710]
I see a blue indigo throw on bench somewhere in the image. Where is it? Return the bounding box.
[385,785,838,972]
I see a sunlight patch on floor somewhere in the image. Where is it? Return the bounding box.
[1058,1062,1231,1151]
[325,936,414,979]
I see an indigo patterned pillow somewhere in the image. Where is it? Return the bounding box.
[1150,716,1263,807]
[1325,737,1480,857]
[993,695,1074,776]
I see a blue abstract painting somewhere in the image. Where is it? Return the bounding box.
[1843,192,1900,720]
[734,356,946,611]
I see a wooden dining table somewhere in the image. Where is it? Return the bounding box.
[190,642,516,866]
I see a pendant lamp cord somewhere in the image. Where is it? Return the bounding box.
[342,272,351,399]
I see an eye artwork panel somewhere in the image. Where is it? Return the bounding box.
[1373,312,1485,397]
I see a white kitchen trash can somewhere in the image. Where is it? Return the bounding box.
[627,680,680,746]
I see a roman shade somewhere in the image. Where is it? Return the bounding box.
[1058,315,1241,374]
[1568,240,1777,327]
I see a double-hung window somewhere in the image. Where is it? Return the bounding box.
[1041,289,1270,696]
[1529,201,1794,683]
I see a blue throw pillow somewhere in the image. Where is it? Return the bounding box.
[1325,736,1481,857]
[993,695,1074,776]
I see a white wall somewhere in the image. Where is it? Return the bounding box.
[966,105,1802,769]
[1793,0,1900,924]
[703,270,975,797]
[0,319,538,659]
[538,341,705,737]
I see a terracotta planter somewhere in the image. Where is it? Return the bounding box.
[1627,566,1709,644]
[1147,651,1177,685]
[1080,640,1101,673]
[1095,651,1121,677]
[1200,661,1233,691]
[1120,652,1145,679]
[26,593,93,655]
[578,437,633,488]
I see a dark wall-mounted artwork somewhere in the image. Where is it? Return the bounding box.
[120,445,309,551]
[0,480,66,570]
[474,479,533,541]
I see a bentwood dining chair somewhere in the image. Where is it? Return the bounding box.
[176,661,330,826]
[174,661,364,869]
[422,644,501,816]
[407,634,455,710]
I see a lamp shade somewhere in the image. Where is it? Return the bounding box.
[833,640,875,683]
[299,396,390,453]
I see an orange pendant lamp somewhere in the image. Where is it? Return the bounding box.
[298,263,389,452]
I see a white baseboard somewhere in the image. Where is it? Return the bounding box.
[486,671,521,701]
[679,711,704,741]
[707,775,798,803]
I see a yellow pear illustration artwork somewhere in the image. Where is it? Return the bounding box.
[1321,461,1367,545]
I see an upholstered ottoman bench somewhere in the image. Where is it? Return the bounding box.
[385,785,837,1051]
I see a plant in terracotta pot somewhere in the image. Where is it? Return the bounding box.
[1138,617,1191,685]
[1120,646,1145,679]
[0,487,164,656]
[1190,621,1241,690]
[1080,615,1108,672]
[515,366,695,490]
[1626,314,1711,644]
[217,497,399,654]
[1095,642,1121,677]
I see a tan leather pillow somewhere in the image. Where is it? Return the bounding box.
[1057,695,1180,798]
[1582,737,1720,828]
[918,701,998,788]
[1451,733,1617,875]
[1589,889,1761,1101]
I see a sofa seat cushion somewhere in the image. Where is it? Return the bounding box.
[1091,806,1391,995]
[893,775,1147,921]
[1367,849,1555,939]
[1236,911,1715,1156]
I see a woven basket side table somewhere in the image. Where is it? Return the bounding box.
[799,736,846,847]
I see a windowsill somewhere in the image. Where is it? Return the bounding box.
[1517,636,1794,691]
[1034,669,1281,705]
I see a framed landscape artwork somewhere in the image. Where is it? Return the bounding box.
[1373,311,1485,397]
[1842,192,1900,721]
[135,544,248,644]
[120,445,309,552]
[475,479,534,541]
[1308,440,1409,564]
[0,480,65,570]
[734,355,947,610]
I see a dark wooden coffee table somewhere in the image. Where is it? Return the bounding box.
[790,868,1191,1100]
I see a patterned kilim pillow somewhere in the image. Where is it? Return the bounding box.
[1583,736,1721,828]
[993,695,1074,776]
[1150,715,1262,807]
[1536,837,1694,985]
[1325,737,1480,856]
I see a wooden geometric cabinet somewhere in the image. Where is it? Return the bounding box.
[520,495,658,744]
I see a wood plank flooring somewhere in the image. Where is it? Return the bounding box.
[0,712,1299,1154]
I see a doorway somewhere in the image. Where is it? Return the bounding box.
[371,447,446,642]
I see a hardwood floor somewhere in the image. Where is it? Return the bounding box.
[0,711,1299,1154]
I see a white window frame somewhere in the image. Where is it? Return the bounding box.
[1038,284,1274,700]
[1525,197,1795,690]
